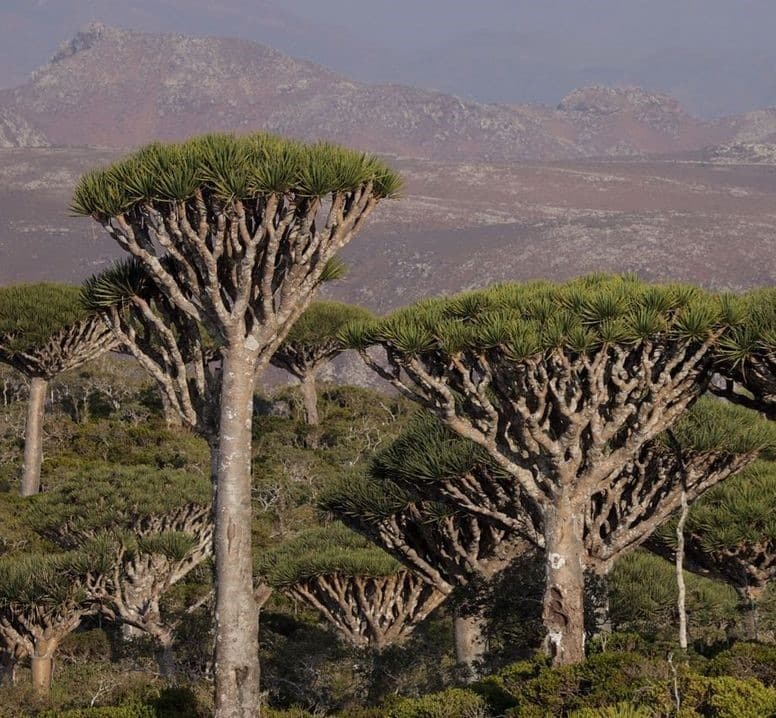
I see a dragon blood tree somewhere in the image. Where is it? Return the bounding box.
[27,465,213,676]
[319,468,530,676]
[270,300,372,430]
[72,132,400,717]
[343,274,742,664]
[649,460,776,641]
[0,284,116,496]
[609,549,738,644]
[713,287,776,419]
[0,550,106,697]
[260,523,446,650]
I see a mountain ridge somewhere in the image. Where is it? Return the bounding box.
[2,25,769,161]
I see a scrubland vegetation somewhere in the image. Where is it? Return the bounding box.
[1,132,776,717]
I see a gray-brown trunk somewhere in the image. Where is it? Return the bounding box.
[542,500,586,666]
[454,610,488,681]
[213,348,260,718]
[160,389,182,428]
[738,590,761,642]
[300,372,319,426]
[155,631,177,678]
[20,376,47,496]
[0,650,16,686]
[31,638,56,697]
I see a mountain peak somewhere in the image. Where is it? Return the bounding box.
[50,22,112,64]
[558,86,683,115]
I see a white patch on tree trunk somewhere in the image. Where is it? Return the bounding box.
[549,553,566,569]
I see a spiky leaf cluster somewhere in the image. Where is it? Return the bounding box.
[609,550,738,636]
[319,471,451,527]
[716,287,776,367]
[259,523,402,588]
[271,301,374,377]
[0,284,87,352]
[26,465,211,545]
[71,134,402,217]
[370,411,505,489]
[342,274,737,360]
[653,461,776,554]
[0,551,103,607]
[660,396,776,456]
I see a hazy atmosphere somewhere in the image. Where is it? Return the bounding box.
[3,0,776,115]
[2,3,776,717]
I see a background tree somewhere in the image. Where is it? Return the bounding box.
[319,465,530,676]
[270,300,372,431]
[26,465,213,676]
[343,275,748,664]
[73,132,401,717]
[0,284,116,495]
[714,287,776,419]
[609,550,739,646]
[0,550,105,697]
[649,461,776,641]
[260,524,446,650]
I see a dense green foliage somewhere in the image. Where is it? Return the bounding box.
[71,133,402,219]
[342,274,738,359]
[260,523,402,587]
[281,302,373,350]
[0,284,86,352]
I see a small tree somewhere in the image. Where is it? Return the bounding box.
[714,288,776,418]
[0,284,116,495]
[73,133,400,716]
[320,468,530,676]
[27,465,212,673]
[343,275,744,664]
[649,461,776,641]
[270,300,373,430]
[260,524,446,650]
[0,551,103,697]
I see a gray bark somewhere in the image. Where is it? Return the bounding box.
[20,376,47,496]
[31,638,56,697]
[299,372,319,427]
[213,347,260,718]
[454,610,488,681]
[542,500,586,665]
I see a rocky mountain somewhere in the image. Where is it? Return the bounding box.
[0,25,766,161]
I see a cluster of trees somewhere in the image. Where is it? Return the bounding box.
[1,131,776,716]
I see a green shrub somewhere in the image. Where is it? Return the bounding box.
[38,706,155,718]
[569,704,653,718]
[680,674,776,718]
[705,642,776,686]
[498,652,668,716]
[385,687,489,718]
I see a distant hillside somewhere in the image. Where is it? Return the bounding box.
[2,25,769,160]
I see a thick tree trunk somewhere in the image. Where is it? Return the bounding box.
[454,610,488,680]
[300,372,319,426]
[0,650,16,686]
[542,500,586,666]
[738,588,762,642]
[21,376,47,496]
[31,638,56,697]
[155,631,177,679]
[213,347,260,718]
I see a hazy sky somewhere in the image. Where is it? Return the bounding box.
[2,0,775,116]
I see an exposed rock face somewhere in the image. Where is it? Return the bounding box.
[0,26,753,160]
[703,142,776,165]
[0,109,48,148]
